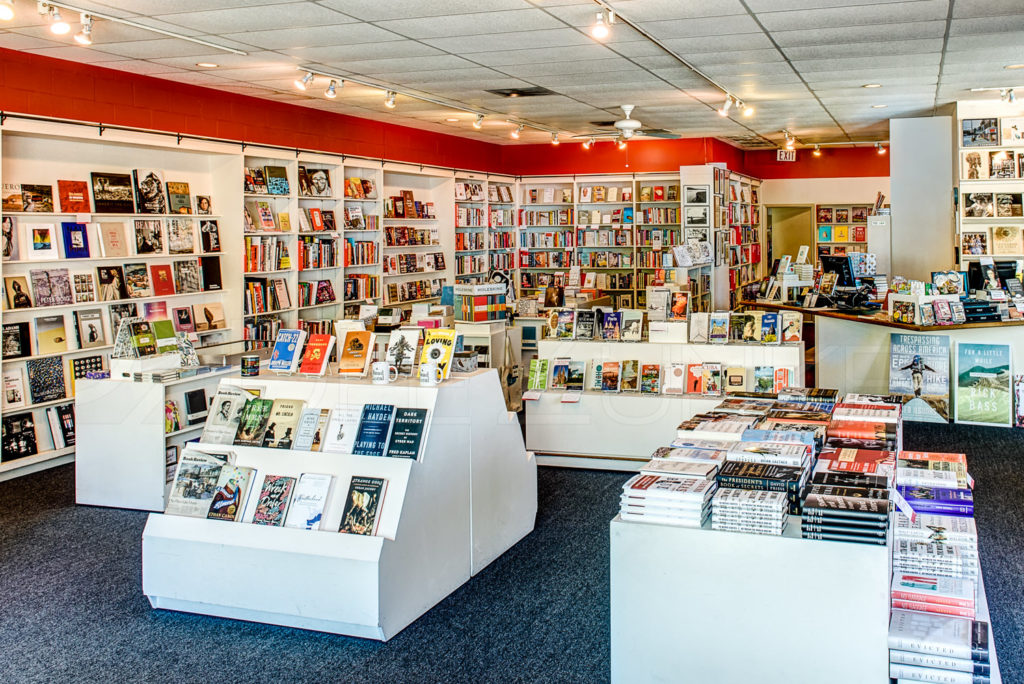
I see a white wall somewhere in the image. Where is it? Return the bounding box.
[761,177,890,207]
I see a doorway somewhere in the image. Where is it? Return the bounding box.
[767,206,813,266]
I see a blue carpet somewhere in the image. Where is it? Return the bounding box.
[0,422,1020,683]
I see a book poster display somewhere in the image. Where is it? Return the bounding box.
[888,333,951,423]
[954,342,1013,426]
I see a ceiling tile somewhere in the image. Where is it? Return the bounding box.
[373,9,564,39]
[783,38,944,61]
[755,0,949,32]
[221,23,405,50]
[421,28,592,54]
[317,0,526,21]
[151,4,356,33]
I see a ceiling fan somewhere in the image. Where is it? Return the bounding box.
[574,105,681,142]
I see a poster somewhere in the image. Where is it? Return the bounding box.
[888,333,950,423]
[954,342,1012,427]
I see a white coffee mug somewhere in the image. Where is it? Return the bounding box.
[418,361,443,386]
[371,361,399,385]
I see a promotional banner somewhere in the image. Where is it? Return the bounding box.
[955,342,1013,427]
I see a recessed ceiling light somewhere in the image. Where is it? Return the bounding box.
[872,104,888,108]
[1005,64,1024,70]
[862,84,882,88]
[445,117,459,122]
[196,62,218,68]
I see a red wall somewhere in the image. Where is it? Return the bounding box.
[0,48,888,180]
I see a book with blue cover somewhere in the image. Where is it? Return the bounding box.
[897,485,974,517]
[384,408,429,459]
[60,222,90,258]
[267,328,306,373]
[352,404,395,457]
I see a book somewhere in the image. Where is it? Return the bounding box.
[299,333,336,376]
[640,364,661,394]
[98,222,130,257]
[321,404,363,454]
[352,403,395,457]
[262,399,305,449]
[601,361,621,392]
[123,262,152,298]
[165,449,231,517]
[292,407,330,452]
[268,328,306,374]
[166,181,192,213]
[2,215,18,260]
[60,222,90,259]
[167,218,195,254]
[57,180,91,213]
[891,573,976,610]
[263,166,289,195]
[420,329,457,379]
[2,368,26,411]
[150,264,175,296]
[888,610,989,662]
[709,312,729,343]
[336,330,373,375]
[91,172,135,213]
[575,310,596,339]
[663,363,686,395]
[555,310,574,338]
[26,356,65,403]
[132,169,167,214]
[528,358,550,391]
[897,485,974,517]
[339,476,388,536]
[620,310,644,341]
[2,411,38,459]
[46,403,76,449]
[199,219,221,253]
[24,223,58,260]
[620,360,640,392]
[601,311,621,340]
[97,265,129,301]
[30,268,73,307]
[232,398,274,446]
[283,472,334,530]
[206,465,255,522]
[251,474,296,526]
[199,256,222,290]
[184,388,208,426]
[888,651,990,676]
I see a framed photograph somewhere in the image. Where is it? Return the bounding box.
[816,206,833,223]
[961,230,989,255]
[962,192,994,218]
[1001,117,1024,144]
[684,206,709,226]
[989,150,1016,179]
[962,118,999,147]
[683,185,709,205]
[962,151,988,180]
[165,444,179,466]
[995,192,1023,217]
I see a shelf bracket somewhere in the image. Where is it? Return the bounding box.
[98,123,106,137]
[0,111,6,126]
[176,133,183,146]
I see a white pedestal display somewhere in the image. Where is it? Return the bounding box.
[141,369,536,639]
[526,339,804,469]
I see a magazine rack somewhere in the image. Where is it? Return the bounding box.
[141,369,536,639]
[525,339,804,469]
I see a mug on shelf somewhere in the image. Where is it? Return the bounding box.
[371,361,399,385]
[418,361,443,386]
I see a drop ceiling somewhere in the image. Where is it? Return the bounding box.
[2,0,1024,148]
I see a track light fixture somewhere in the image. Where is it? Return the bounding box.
[1001,88,1017,104]
[739,100,754,117]
[0,0,14,21]
[876,142,887,155]
[473,114,484,129]
[582,138,594,150]
[781,130,797,150]
[74,13,92,45]
[591,10,614,40]
[551,132,560,146]
[294,71,313,91]
[511,124,524,140]
[617,137,627,150]
[324,80,338,99]
[718,95,733,117]
[384,91,397,108]
[46,4,70,34]
[813,145,821,157]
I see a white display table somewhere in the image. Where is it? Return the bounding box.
[526,339,804,469]
[142,369,536,640]
[610,516,1002,684]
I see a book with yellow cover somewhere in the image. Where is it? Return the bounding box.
[337,330,374,376]
[420,328,457,379]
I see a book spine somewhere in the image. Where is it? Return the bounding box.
[716,475,801,496]
[891,599,975,619]
[888,651,990,676]
[908,501,975,517]
[889,662,987,684]
[890,590,975,610]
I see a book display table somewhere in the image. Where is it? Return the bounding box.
[142,369,536,640]
[609,516,1002,684]
[526,339,804,470]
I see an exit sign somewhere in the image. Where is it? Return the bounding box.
[777,149,796,162]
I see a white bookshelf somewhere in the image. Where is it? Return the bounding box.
[341,159,384,317]
[141,369,536,639]
[1,119,242,481]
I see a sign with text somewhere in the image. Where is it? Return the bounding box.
[776,149,796,162]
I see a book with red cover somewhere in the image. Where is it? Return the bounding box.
[150,264,175,296]
[827,420,897,439]
[686,364,703,394]
[308,208,324,231]
[818,447,896,474]
[58,180,91,213]
[653,186,665,201]
[298,334,334,376]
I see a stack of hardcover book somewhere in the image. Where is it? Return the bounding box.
[619,473,717,528]
[715,461,806,515]
[888,609,991,683]
[824,395,902,452]
[800,484,889,545]
[711,488,788,535]
[674,411,760,442]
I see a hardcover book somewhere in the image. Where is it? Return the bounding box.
[24,223,58,260]
[233,398,274,447]
[132,169,167,214]
[2,368,26,411]
[352,404,396,457]
[263,166,289,195]
[166,181,192,214]
[123,262,152,298]
[385,327,420,375]
[97,222,129,257]
[321,404,363,454]
[60,222,90,259]
[75,308,105,349]
[292,408,331,452]
[2,412,38,460]
[268,329,306,374]
[20,184,55,212]
[262,399,305,449]
[299,333,336,376]
[206,465,255,522]
[339,476,388,536]
[167,218,195,254]
[888,609,989,662]
[34,315,67,355]
[251,474,296,526]
[283,473,334,531]
[385,408,429,459]
[954,342,1012,427]
[420,329,457,379]
[91,172,135,213]
[29,268,73,307]
[97,266,129,301]
[57,180,91,213]
[336,331,373,375]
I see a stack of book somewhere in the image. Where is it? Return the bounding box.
[715,461,807,515]
[711,488,788,535]
[675,411,760,442]
[619,473,717,528]
[800,481,890,545]
[824,395,902,452]
[888,610,991,682]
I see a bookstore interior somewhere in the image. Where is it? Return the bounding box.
[2,1,1024,682]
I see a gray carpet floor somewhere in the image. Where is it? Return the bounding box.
[0,423,1020,683]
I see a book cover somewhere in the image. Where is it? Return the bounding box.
[663,363,686,395]
[73,308,105,349]
[2,411,38,460]
[322,404,362,454]
[233,398,274,446]
[200,386,250,445]
[300,333,336,376]
[954,342,1012,426]
[336,331,373,375]
[59,222,90,259]
[339,476,388,536]
[34,315,67,355]
[262,399,305,449]
[166,181,192,214]
[283,472,334,530]
[2,368,26,411]
[200,219,221,253]
[384,408,429,459]
[149,264,175,297]
[251,474,296,526]
[268,329,306,373]
[165,450,229,517]
[888,609,989,662]
[601,361,621,392]
[263,166,289,195]
[601,311,621,340]
[97,222,129,257]
[528,358,549,391]
[167,218,195,254]
[19,184,54,212]
[24,223,58,260]
[701,363,722,396]
[353,404,395,457]
[621,310,644,341]
[386,327,420,375]
[620,360,640,392]
[555,309,574,338]
[292,408,331,452]
[72,271,96,303]
[56,180,90,213]
[640,364,661,394]
[132,169,167,214]
[206,465,255,522]
[123,262,152,298]
[172,259,201,294]
[172,306,195,333]
[760,312,780,344]
[1,322,31,360]
[709,312,729,343]
[199,256,222,291]
[420,329,457,379]
[550,357,571,390]
[29,268,73,307]
[685,364,703,394]
[91,172,135,213]
[897,485,974,517]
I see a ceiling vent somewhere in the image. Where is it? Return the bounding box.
[721,135,776,149]
[486,86,556,98]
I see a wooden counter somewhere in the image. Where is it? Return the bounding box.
[740,300,1024,332]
